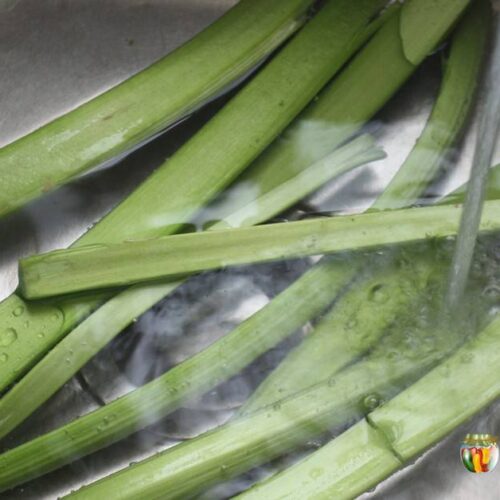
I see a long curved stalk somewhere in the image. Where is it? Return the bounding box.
[0,0,313,219]
[372,0,489,210]
[0,0,388,391]
[0,135,383,442]
[242,312,500,499]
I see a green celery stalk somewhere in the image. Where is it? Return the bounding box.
[0,0,388,391]
[236,0,490,415]
[217,134,385,229]
[0,257,364,492]
[231,0,468,198]
[0,135,384,441]
[19,199,500,298]
[372,0,489,210]
[0,0,313,218]
[244,313,500,499]
[64,298,466,500]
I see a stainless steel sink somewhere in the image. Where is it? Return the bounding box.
[1,1,499,498]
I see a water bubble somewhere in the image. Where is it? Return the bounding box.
[13,306,24,317]
[369,284,389,304]
[386,350,398,361]
[0,353,8,363]
[345,317,358,330]
[0,328,18,347]
[306,439,322,449]
[309,468,323,479]
[272,402,282,411]
[52,311,62,322]
[460,352,474,364]
[363,394,381,411]
[327,375,337,387]
[483,284,500,300]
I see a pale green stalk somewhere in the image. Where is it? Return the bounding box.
[0,136,383,442]
[218,134,385,229]
[20,200,500,297]
[0,0,313,218]
[0,0,388,391]
[243,313,500,499]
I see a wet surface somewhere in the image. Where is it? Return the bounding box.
[1,1,500,499]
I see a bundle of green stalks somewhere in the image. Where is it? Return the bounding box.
[1,0,498,498]
[0,0,392,392]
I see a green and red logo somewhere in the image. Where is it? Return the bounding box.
[461,434,499,473]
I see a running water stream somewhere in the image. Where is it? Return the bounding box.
[446,13,500,310]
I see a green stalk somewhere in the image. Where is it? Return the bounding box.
[19,199,500,298]
[231,0,468,198]
[372,0,489,210]
[236,0,490,415]
[0,257,364,493]
[0,0,388,391]
[64,300,466,500]
[244,313,500,499]
[0,0,313,218]
[217,134,385,229]
[237,254,440,415]
[443,164,500,204]
[0,135,383,442]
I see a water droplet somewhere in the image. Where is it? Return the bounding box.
[0,328,17,347]
[345,317,358,330]
[483,284,500,300]
[272,402,281,411]
[23,321,29,328]
[37,332,45,339]
[13,306,24,317]
[460,352,474,364]
[369,284,389,304]
[363,394,381,411]
[309,468,323,479]
[327,375,337,387]
[439,365,451,378]
[0,353,8,363]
